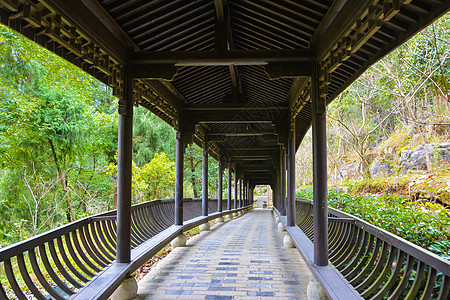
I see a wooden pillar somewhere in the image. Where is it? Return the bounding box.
[287,127,295,227]
[281,149,287,216]
[234,172,238,209]
[175,130,185,226]
[202,142,209,216]
[228,164,232,210]
[273,181,279,212]
[116,72,133,263]
[312,61,328,266]
[218,160,223,212]
[239,179,243,208]
[246,181,249,206]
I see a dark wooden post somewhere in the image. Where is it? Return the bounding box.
[202,141,208,216]
[234,172,238,209]
[246,181,249,206]
[272,183,277,211]
[116,72,133,263]
[287,126,295,227]
[243,180,246,207]
[218,160,223,212]
[312,61,328,266]
[281,149,287,216]
[239,179,243,208]
[228,164,232,210]
[175,129,185,226]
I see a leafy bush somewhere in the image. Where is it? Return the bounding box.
[296,189,450,255]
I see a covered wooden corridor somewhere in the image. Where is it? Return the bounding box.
[136,208,313,299]
[0,0,449,299]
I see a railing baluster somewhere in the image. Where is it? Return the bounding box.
[0,280,10,299]
[38,244,74,296]
[420,267,437,300]
[72,229,102,271]
[130,210,147,244]
[405,260,425,299]
[361,246,397,297]
[94,222,116,258]
[330,222,353,259]
[4,258,27,300]
[334,226,362,268]
[48,240,82,289]
[347,236,379,282]
[57,236,90,282]
[65,233,97,276]
[371,250,406,299]
[356,241,390,291]
[438,275,450,299]
[105,219,117,248]
[84,224,112,264]
[327,221,341,251]
[16,253,47,300]
[389,255,415,299]
[79,226,108,267]
[340,230,370,274]
[28,248,65,300]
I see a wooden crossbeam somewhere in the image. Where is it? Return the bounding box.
[129,49,313,66]
[183,103,287,111]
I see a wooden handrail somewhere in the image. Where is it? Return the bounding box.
[286,199,450,300]
[0,198,250,299]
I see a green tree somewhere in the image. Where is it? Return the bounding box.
[140,152,175,200]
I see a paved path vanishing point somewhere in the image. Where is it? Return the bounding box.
[136,209,314,299]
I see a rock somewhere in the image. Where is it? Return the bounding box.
[171,234,186,248]
[199,222,210,232]
[401,143,450,170]
[110,277,138,300]
[283,234,294,248]
[370,158,392,176]
[307,279,327,300]
[277,222,285,232]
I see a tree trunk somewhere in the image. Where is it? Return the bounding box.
[48,138,76,222]
[189,155,199,198]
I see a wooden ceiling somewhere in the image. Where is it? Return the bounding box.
[1,0,448,185]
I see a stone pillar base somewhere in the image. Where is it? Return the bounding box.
[277,222,286,232]
[283,234,294,248]
[110,276,138,300]
[226,214,233,221]
[217,216,225,223]
[199,222,211,232]
[171,234,186,248]
[307,279,327,300]
[275,216,280,223]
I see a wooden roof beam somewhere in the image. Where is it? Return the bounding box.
[39,0,133,64]
[183,103,288,111]
[129,49,314,66]
[311,0,375,60]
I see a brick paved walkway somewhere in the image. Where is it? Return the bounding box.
[136,209,313,299]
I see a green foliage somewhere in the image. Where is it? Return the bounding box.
[0,25,118,246]
[296,189,450,253]
[140,152,175,200]
[133,107,176,166]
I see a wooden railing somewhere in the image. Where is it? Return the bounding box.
[295,199,450,300]
[0,198,247,299]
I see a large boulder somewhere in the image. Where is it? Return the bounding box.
[370,158,392,177]
[401,142,450,170]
